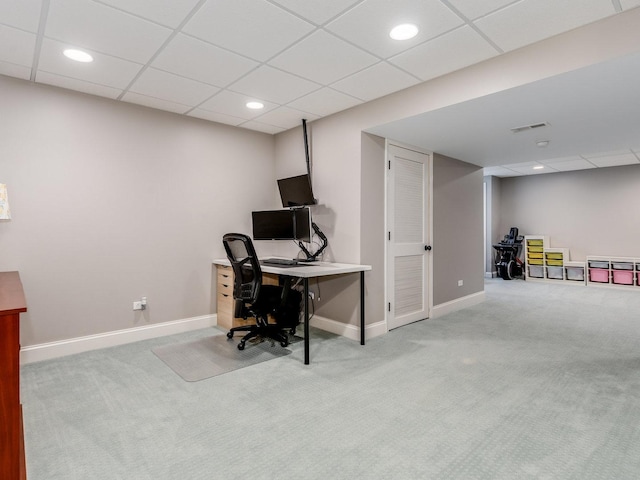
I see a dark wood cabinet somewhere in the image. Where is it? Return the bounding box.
[0,271,27,480]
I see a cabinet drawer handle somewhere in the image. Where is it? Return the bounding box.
[222,294,229,298]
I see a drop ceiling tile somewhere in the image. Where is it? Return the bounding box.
[187,108,246,126]
[446,0,517,20]
[0,25,36,67]
[583,149,632,157]
[539,155,583,164]
[583,152,640,168]
[151,34,258,88]
[270,30,378,85]
[128,68,220,106]
[621,0,640,9]
[483,166,521,177]
[389,26,497,81]
[97,0,202,28]
[183,0,314,62]
[228,66,321,104]
[0,0,43,33]
[540,157,596,172]
[37,38,142,90]
[506,162,558,175]
[36,71,123,99]
[239,120,286,135]
[475,0,617,52]
[287,87,362,116]
[0,61,32,80]
[253,106,319,130]
[331,62,420,101]
[326,0,464,58]
[269,0,361,25]
[45,0,172,64]
[199,90,279,120]
[121,92,191,114]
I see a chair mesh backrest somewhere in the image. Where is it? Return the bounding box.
[222,233,262,304]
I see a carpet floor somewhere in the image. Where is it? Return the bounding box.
[20,278,640,479]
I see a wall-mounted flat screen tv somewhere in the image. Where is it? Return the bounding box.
[277,174,316,207]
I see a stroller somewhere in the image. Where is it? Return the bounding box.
[493,227,524,280]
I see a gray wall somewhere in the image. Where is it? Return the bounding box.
[433,154,484,305]
[497,164,640,261]
[0,75,276,346]
[484,176,502,275]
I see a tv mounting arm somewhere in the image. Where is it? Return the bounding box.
[298,222,328,262]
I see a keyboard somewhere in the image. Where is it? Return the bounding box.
[260,258,299,266]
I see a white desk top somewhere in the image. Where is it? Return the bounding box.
[213,258,371,278]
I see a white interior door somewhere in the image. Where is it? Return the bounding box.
[386,144,431,330]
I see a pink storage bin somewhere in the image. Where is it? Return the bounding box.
[589,268,609,283]
[613,270,633,285]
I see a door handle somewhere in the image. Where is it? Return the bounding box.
[425,245,432,251]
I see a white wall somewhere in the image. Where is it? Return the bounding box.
[497,164,640,261]
[0,75,276,347]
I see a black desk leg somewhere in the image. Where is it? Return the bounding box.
[304,277,310,365]
[360,271,365,346]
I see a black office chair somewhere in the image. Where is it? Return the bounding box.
[222,233,302,350]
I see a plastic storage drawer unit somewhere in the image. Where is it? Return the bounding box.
[613,270,634,285]
[589,268,609,283]
[547,266,564,279]
[612,262,633,270]
[566,267,584,281]
[529,265,544,278]
[589,260,609,269]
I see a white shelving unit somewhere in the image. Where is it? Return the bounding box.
[522,236,640,290]
[544,248,569,280]
[586,256,640,289]
[524,235,548,281]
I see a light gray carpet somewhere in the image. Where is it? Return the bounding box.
[20,279,640,479]
[151,334,291,381]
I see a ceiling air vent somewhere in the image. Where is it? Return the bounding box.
[510,122,550,134]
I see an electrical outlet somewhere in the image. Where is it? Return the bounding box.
[457,280,464,287]
[133,301,143,311]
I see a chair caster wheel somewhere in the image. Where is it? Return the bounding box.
[237,341,245,351]
[226,331,233,339]
[280,340,288,348]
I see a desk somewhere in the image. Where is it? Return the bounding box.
[213,260,371,364]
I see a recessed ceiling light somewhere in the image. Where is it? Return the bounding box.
[389,23,419,41]
[246,101,264,110]
[536,140,550,148]
[63,49,93,63]
[533,165,544,170]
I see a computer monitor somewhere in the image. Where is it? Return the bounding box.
[277,174,316,207]
[252,207,311,242]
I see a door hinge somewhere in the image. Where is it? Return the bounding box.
[388,231,391,241]
[388,302,391,312]
[388,159,391,170]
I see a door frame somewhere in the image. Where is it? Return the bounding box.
[384,139,434,331]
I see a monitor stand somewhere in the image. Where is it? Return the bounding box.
[298,222,328,262]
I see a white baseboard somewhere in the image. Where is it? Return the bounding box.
[485,271,497,278]
[20,314,217,364]
[431,291,485,319]
[309,315,387,342]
